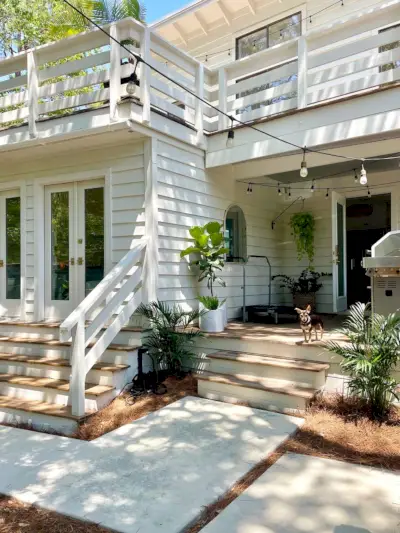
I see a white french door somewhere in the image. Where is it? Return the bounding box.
[332,191,347,313]
[0,190,21,317]
[45,180,105,320]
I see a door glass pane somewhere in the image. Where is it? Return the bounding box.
[337,203,345,298]
[51,191,69,301]
[6,197,21,300]
[268,13,301,47]
[237,28,267,59]
[85,187,104,296]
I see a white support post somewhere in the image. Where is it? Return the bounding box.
[218,68,229,130]
[143,138,159,304]
[27,50,38,139]
[140,27,151,125]
[195,63,205,147]
[70,316,86,417]
[297,35,308,109]
[109,23,121,122]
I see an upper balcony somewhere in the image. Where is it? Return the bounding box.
[1,0,400,164]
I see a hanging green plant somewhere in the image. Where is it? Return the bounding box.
[290,212,315,266]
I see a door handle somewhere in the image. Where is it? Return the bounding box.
[77,257,84,266]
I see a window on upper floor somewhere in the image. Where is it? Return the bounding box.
[379,24,400,72]
[236,12,302,60]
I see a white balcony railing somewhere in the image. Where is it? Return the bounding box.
[0,1,400,142]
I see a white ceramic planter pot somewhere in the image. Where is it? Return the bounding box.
[199,301,227,333]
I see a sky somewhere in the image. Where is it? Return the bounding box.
[146,0,191,23]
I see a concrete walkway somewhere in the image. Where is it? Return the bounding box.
[201,453,400,533]
[0,396,302,533]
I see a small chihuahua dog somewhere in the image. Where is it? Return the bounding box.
[295,305,324,343]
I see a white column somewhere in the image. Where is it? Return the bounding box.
[27,50,39,139]
[143,138,159,303]
[297,35,308,109]
[140,27,151,125]
[195,63,205,147]
[109,23,121,122]
[218,67,229,130]
[70,316,86,417]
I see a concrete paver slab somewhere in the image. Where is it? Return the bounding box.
[0,397,302,533]
[201,453,400,533]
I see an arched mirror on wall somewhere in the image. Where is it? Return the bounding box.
[225,205,247,262]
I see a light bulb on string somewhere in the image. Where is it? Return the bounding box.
[126,59,140,96]
[278,184,282,196]
[325,188,329,199]
[359,163,367,185]
[288,187,291,198]
[367,187,371,198]
[247,183,253,195]
[354,169,358,183]
[252,41,257,53]
[300,147,308,178]
[311,180,315,193]
[226,117,234,148]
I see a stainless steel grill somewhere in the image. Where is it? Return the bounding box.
[363,230,400,315]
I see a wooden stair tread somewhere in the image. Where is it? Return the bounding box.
[195,371,316,399]
[0,353,129,372]
[0,320,142,333]
[0,394,92,420]
[207,351,329,372]
[0,373,114,396]
[0,335,139,351]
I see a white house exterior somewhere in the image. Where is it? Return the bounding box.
[0,0,400,431]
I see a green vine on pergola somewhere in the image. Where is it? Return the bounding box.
[290,212,316,267]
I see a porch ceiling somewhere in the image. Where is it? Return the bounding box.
[150,0,279,48]
[249,153,400,186]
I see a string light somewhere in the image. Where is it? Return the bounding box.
[247,183,253,194]
[311,180,315,193]
[278,184,282,196]
[367,187,371,197]
[126,60,139,96]
[300,147,308,178]
[354,169,358,183]
[326,188,329,199]
[252,41,257,53]
[360,164,368,185]
[288,187,292,197]
[226,117,235,148]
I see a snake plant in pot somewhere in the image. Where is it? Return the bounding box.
[181,222,229,332]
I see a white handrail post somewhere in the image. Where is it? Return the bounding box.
[27,50,39,139]
[297,35,308,109]
[195,63,205,147]
[70,316,86,417]
[140,26,151,125]
[218,68,229,130]
[110,22,121,122]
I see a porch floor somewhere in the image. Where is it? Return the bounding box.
[205,317,347,346]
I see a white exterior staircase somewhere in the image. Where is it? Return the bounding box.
[195,350,329,414]
[0,321,143,434]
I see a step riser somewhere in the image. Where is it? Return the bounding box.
[0,382,114,411]
[208,359,326,389]
[0,408,78,436]
[0,362,122,387]
[198,380,309,414]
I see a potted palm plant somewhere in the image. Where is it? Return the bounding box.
[181,222,229,333]
[273,269,325,311]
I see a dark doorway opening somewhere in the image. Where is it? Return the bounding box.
[346,194,391,307]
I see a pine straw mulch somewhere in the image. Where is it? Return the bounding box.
[185,395,400,533]
[1,392,399,533]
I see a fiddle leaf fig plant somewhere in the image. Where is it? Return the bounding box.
[181,222,229,297]
[290,212,316,266]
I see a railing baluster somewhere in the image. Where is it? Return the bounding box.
[27,50,38,139]
[218,67,229,131]
[109,23,121,122]
[195,63,205,147]
[70,316,86,417]
[297,35,308,109]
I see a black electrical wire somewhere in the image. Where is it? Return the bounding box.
[61,0,400,164]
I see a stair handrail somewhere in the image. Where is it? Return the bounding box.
[60,237,148,416]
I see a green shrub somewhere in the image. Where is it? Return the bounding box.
[326,302,400,420]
